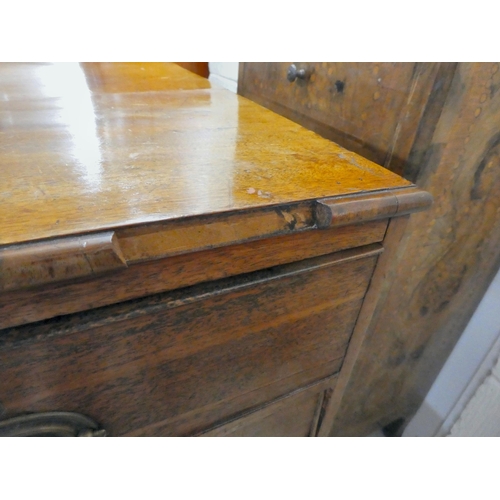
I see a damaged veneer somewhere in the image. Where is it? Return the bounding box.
[0,186,431,294]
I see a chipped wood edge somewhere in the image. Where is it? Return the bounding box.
[115,202,315,263]
[0,187,430,292]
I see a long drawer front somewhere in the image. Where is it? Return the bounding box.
[0,244,381,436]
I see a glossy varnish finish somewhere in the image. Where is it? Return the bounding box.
[0,63,412,247]
[0,62,211,99]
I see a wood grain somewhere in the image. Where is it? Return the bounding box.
[315,187,432,228]
[81,62,212,93]
[330,62,500,436]
[0,232,127,292]
[200,376,336,437]
[127,361,342,437]
[175,63,209,79]
[0,186,427,294]
[241,61,494,436]
[317,216,411,436]
[0,220,388,330]
[0,62,412,247]
[0,62,433,437]
[0,247,380,436]
[0,184,426,294]
[238,63,442,173]
[0,63,211,102]
[115,202,315,263]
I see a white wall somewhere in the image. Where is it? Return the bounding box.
[449,355,500,436]
[404,267,500,436]
[208,62,239,93]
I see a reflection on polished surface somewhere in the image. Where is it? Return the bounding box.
[39,63,103,191]
[81,62,212,93]
[0,63,411,246]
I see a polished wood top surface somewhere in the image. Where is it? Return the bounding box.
[0,62,211,99]
[0,63,413,247]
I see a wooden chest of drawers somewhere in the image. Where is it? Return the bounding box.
[238,62,500,436]
[0,63,431,436]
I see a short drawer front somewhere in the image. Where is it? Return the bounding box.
[0,246,380,436]
[240,62,417,166]
[200,376,337,437]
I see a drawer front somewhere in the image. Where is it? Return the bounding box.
[200,376,336,437]
[0,245,381,436]
[0,220,388,330]
[239,62,419,167]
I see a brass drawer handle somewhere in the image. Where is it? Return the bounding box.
[287,64,309,83]
[0,411,107,437]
